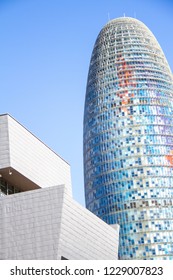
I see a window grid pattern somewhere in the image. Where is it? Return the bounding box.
[83,17,173,260]
[0,178,21,197]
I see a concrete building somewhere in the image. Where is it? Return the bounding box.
[0,114,119,259]
[83,17,173,259]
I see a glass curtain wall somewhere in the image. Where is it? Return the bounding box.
[84,17,173,259]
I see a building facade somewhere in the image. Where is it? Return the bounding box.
[0,114,72,196]
[83,17,173,259]
[0,114,119,260]
[1,185,119,260]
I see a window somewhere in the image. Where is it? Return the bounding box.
[61,256,68,260]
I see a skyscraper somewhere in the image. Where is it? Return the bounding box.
[83,17,173,259]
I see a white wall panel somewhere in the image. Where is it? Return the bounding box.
[0,186,119,260]
[0,114,72,194]
[0,115,10,168]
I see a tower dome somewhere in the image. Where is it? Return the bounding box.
[83,17,173,259]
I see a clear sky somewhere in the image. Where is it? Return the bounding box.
[0,0,173,206]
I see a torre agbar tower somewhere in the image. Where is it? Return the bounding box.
[83,17,173,259]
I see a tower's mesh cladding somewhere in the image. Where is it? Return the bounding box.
[84,17,173,260]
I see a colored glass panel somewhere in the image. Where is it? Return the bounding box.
[84,17,173,260]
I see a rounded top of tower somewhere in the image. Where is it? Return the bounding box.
[104,16,151,33]
[95,16,168,71]
[107,16,143,24]
[106,16,145,25]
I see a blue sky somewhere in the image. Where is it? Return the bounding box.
[0,0,173,206]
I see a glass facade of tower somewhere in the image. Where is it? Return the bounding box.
[83,17,173,259]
